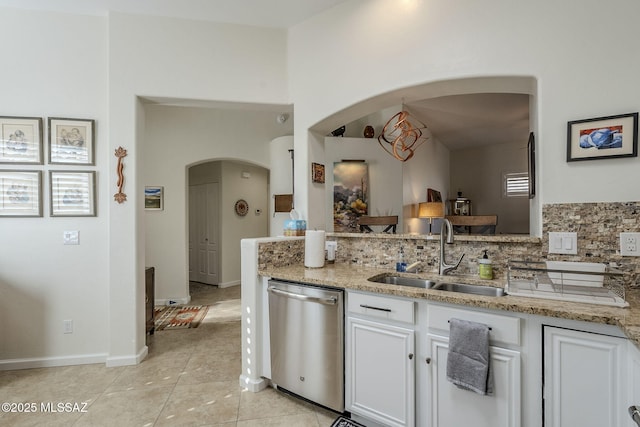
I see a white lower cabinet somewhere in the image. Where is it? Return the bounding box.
[346,291,416,427]
[425,333,521,427]
[543,326,627,427]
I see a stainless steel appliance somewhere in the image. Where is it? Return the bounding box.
[267,279,344,412]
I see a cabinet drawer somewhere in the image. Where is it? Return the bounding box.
[348,292,415,325]
[427,304,520,346]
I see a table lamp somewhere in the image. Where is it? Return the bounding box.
[418,202,444,235]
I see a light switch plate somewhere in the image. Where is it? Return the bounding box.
[548,232,577,254]
[620,232,640,256]
[63,230,79,245]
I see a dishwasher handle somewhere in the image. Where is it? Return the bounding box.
[630,406,640,426]
[267,286,338,306]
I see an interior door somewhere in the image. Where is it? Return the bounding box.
[188,183,219,285]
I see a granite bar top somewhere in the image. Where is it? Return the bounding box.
[328,232,540,244]
[259,263,640,348]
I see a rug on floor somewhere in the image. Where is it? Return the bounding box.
[154,305,209,331]
[331,416,365,427]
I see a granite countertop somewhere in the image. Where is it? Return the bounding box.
[259,263,640,348]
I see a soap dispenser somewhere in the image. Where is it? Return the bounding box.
[479,250,493,279]
[396,247,407,272]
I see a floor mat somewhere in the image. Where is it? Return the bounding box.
[154,305,209,331]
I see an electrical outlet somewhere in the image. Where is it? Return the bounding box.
[63,319,73,334]
[621,232,640,256]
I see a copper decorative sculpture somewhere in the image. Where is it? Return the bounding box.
[377,110,429,162]
[114,146,127,203]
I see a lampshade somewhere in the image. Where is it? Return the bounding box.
[418,202,444,218]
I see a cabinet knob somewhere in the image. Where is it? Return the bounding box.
[425,357,431,364]
[408,353,414,360]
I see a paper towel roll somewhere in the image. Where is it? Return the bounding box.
[304,230,326,268]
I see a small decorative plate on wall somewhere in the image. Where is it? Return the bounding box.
[235,199,249,216]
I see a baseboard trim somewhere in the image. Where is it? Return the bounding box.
[218,280,240,289]
[105,345,148,367]
[155,296,191,306]
[0,353,107,371]
[239,374,268,392]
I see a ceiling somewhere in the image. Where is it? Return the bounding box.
[2,1,531,149]
[0,0,350,28]
[405,93,531,151]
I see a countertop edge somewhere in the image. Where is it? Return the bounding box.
[258,263,640,348]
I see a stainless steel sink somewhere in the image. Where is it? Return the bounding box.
[368,275,438,289]
[432,282,507,297]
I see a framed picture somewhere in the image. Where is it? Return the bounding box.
[333,161,368,232]
[427,188,442,202]
[0,116,43,164]
[0,170,42,217]
[50,171,96,217]
[312,162,325,183]
[48,117,95,165]
[145,186,164,210]
[567,112,638,162]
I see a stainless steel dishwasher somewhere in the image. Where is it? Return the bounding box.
[267,279,344,412]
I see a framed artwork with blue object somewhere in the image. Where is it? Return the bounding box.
[567,112,638,161]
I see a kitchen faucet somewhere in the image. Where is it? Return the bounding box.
[439,218,465,275]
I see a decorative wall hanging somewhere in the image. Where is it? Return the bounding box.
[333,161,368,232]
[0,116,43,164]
[48,117,95,165]
[50,171,96,217]
[114,146,127,203]
[567,112,638,161]
[0,170,42,217]
[378,110,429,162]
[274,194,293,213]
[145,186,164,210]
[235,199,249,216]
[311,162,325,183]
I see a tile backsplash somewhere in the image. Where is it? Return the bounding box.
[258,202,639,288]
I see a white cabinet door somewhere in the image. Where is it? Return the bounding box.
[348,317,415,427]
[426,333,521,427]
[543,326,626,427]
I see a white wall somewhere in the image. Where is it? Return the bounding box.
[270,136,294,237]
[289,0,640,231]
[451,141,530,234]
[144,105,291,301]
[0,8,109,365]
[403,137,450,235]
[220,162,269,285]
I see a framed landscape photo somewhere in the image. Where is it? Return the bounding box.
[567,112,638,162]
[0,116,43,164]
[0,170,42,217]
[48,117,95,165]
[145,186,164,210]
[50,171,96,217]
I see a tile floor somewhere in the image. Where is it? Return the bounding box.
[0,283,339,426]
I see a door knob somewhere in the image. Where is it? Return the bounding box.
[425,357,431,364]
[408,353,414,360]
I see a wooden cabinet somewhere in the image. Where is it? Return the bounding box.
[426,333,521,427]
[543,326,626,427]
[145,267,155,335]
[425,304,521,427]
[346,292,415,427]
